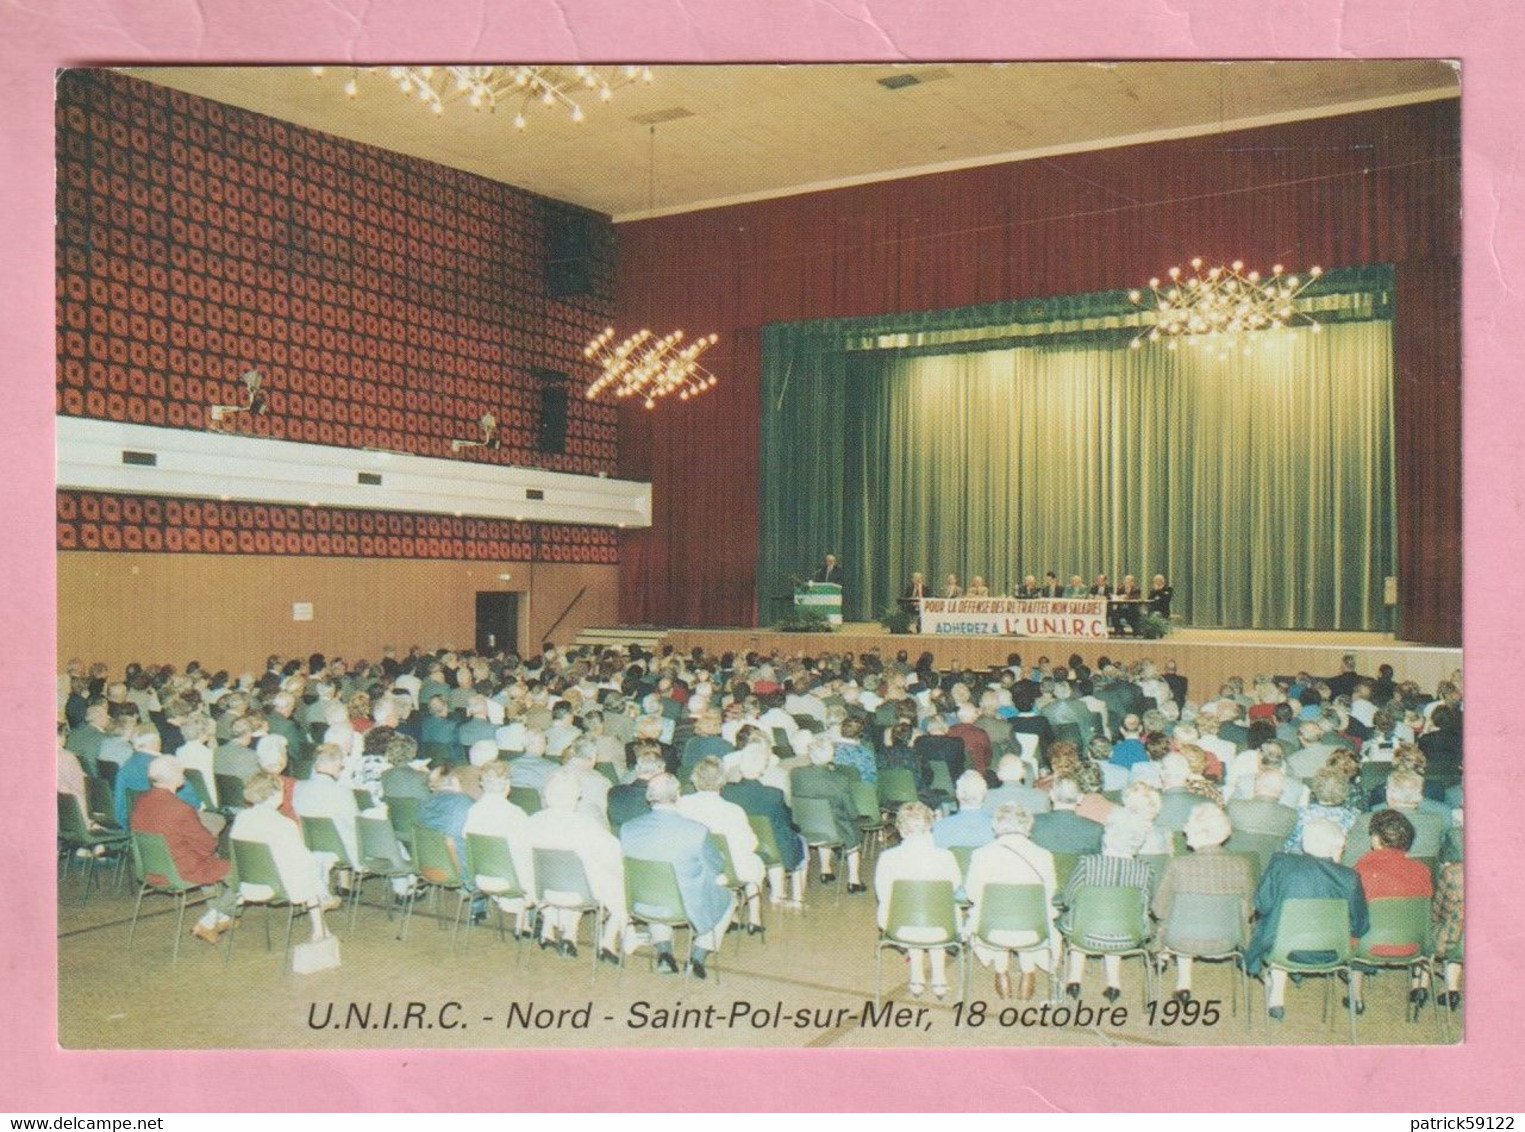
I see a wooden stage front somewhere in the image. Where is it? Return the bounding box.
[660,624,1462,696]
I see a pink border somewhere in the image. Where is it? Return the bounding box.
[4,1,1519,1112]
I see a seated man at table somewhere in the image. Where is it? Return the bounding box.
[966,576,991,598]
[1111,575,1144,635]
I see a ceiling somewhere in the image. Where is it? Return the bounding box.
[124,61,1458,222]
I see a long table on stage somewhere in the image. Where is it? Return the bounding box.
[660,624,1461,699]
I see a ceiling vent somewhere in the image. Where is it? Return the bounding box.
[630,106,696,125]
[877,67,955,91]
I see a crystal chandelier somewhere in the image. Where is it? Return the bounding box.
[310,64,653,129]
[1129,258,1324,350]
[583,328,720,410]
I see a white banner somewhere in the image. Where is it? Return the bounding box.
[918,597,1109,638]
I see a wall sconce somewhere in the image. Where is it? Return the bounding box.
[209,370,268,424]
[452,412,500,453]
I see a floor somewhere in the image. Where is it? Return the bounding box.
[58,855,1457,1051]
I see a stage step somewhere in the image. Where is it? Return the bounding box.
[572,626,670,653]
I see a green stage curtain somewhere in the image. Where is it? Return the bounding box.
[760,269,1395,631]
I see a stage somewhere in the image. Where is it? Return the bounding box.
[659,624,1462,694]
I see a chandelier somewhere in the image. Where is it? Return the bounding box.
[1129,258,1324,350]
[583,328,720,410]
[309,64,653,129]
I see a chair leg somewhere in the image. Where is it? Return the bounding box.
[282,905,297,970]
[875,942,883,1008]
[170,892,189,964]
[127,884,148,949]
[1346,968,1358,1045]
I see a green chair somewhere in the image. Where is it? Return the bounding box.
[771,728,794,760]
[57,793,129,903]
[464,832,529,959]
[875,879,964,1007]
[949,845,973,882]
[354,815,418,937]
[623,856,718,985]
[1358,762,1392,799]
[877,767,918,809]
[1050,851,1079,893]
[851,779,888,860]
[509,787,543,817]
[747,814,784,869]
[302,816,363,931]
[791,795,846,899]
[1138,853,1171,892]
[215,773,249,814]
[85,775,119,830]
[969,882,1054,1002]
[1155,890,1252,1030]
[792,714,824,734]
[1262,897,1359,1044]
[227,838,303,969]
[532,848,605,986]
[1353,896,1433,1022]
[596,762,621,786]
[408,825,470,949]
[927,760,956,798]
[1224,830,1286,874]
[386,796,422,851]
[351,788,375,812]
[1060,884,1155,1013]
[126,830,203,964]
[708,833,760,950]
[181,769,215,811]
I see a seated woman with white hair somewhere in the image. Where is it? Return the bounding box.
[1119,781,1169,856]
[964,803,1060,1000]
[1152,803,1256,1002]
[255,733,299,821]
[229,771,338,941]
[873,802,964,999]
[1055,815,1154,1002]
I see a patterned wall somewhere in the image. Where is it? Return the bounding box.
[57,490,618,564]
[55,68,620,502]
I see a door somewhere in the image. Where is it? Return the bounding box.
[475,591,519,656]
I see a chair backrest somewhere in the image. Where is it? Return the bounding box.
[356,815,410,871]
[85,776,116,824]
[708,833,741,886]
[877,767,918,806]
[793,714,824,733]
[131,830,194,890]
[1224,830,1285,872]
[1358,762,1392,797]
[124,787,147,819]
[411,825,462,887]
[215,773,249,811]
[596,762,621,786]
[747,814,784,867]
[229,838,292,902]
[792,796,841,846]
[1161,890,1250,954]
[509,787,543,816]
[301,815,354,867]
[386,796,422,835]
[181,768,214,809]
[532,848,595,905]
[1270,897,1353,965]
[974,882,1049,945]
[1052,722,1083,748]
[57,793,89,840]
[351,788,374,812]
[624,857,688,924]
[1069,884,1148,950]
[771,727,793,757]
[949,845,973,880]
[1356,896,1432,960]
[927,760,956,796]
[850,779,882,823]
[464,832,524,896]
[1050,851,1079,892]
[1138,853,1170,891]
[97,760,119,787]
[884,879,958,945]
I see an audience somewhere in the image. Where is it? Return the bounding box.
[61,643,1461,1020]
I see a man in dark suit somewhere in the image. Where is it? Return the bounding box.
[722,745,806,905]
[903,572,929,601]
[1040,571,1065,599]
[1162,660,1189,709]
[812,554,844,585]
[1016,574,1042,599]
[912,717,966,791]
[1029,778,1104,855]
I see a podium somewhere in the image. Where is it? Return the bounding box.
[794,582,843,626]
